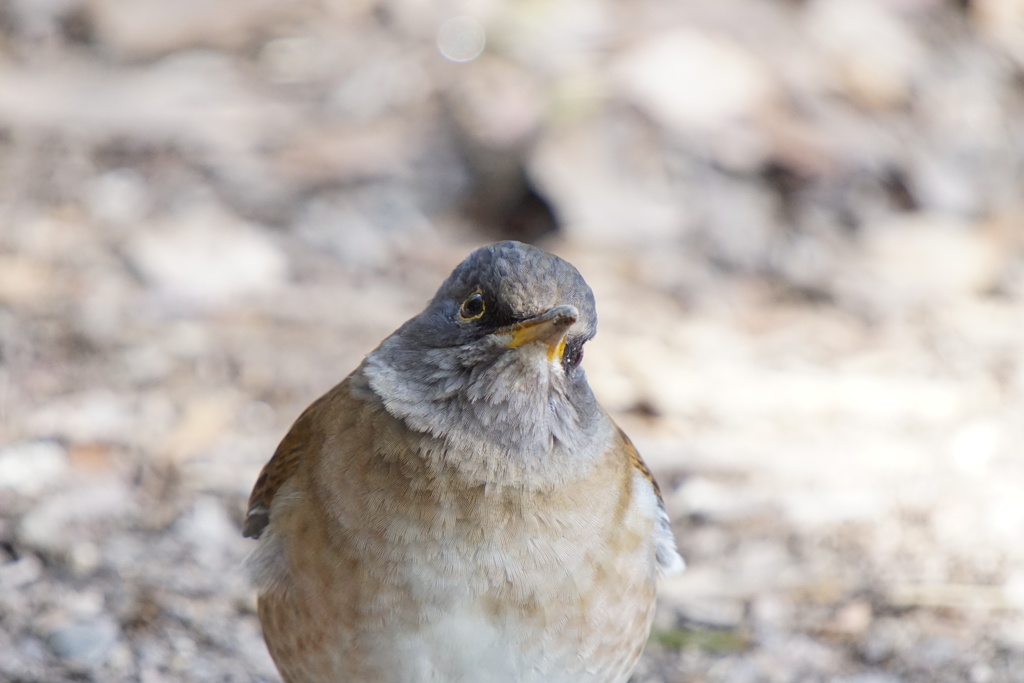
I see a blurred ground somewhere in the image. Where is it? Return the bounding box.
[2,0,1024,681]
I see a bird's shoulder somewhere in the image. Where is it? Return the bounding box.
[242,376,361,539]
[614,425,661,497]
[612,424,686,576]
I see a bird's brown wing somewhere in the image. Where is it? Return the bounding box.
[243,421,308,538]
[615,424,685,575]
[242,383,342,539]
[617,425,662,498]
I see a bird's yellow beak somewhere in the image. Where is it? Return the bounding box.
[503,305,578,362]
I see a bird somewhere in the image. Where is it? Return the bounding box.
[243,240,684,683]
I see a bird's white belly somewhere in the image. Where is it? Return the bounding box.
[382,602,608,683]
[390,607,529,682]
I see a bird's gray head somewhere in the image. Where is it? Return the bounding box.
[362,241,607,483]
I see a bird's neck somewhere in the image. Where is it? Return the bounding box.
[359,340,609,489]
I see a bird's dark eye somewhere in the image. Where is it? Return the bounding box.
[459,291,486,321]
[563,339,584,372]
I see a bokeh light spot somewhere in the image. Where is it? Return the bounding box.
[437,16,486,63]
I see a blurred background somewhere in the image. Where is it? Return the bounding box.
[1,0,1024,681]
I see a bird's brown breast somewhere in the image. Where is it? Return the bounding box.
[248,372,661,682]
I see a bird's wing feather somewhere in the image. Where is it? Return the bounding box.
[243,382,346,539]
[616,426,685,576]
